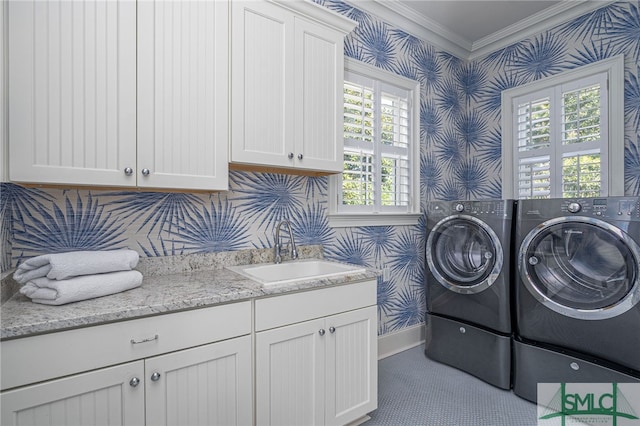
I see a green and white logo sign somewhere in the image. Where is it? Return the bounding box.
[537,383,640,425]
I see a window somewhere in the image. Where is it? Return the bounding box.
[502,55,624,199]
[329,59,420,227]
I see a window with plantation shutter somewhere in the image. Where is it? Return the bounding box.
[330,59,420,227]
[502,56,624,199]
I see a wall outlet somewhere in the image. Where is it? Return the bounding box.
[383,267,390,281]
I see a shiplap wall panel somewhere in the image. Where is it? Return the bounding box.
[137,0,228,190]
[9,0,137,186]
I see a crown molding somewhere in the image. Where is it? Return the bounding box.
[343,0,472,59]
[468,0,617,60]
[343,0,618,61]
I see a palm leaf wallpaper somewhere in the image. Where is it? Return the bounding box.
[2,0,640,336]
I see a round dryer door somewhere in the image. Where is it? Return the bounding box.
[426,215,503,294]
[520,216,640,320]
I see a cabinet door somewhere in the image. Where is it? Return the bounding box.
[230,1,295,168]
[325,306,378,426]
[137,0,228,190]
[8,0,137,186]
[0,361,144,426]
[256,318,325,426]
[145,335,252,426]
[293,17,344,172]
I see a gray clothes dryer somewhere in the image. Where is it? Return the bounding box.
[425,200,515,333]
[513,197,640,402]
[424,200,515,390]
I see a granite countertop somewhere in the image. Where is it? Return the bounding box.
[0,246,378,340]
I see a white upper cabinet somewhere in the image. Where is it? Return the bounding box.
[137,0,228,190]
[230,0,356,174]
[231,1,291,169]
[8,0,137,187]
[7,0,228,191]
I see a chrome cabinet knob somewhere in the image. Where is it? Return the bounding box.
[297,154,303,160]
[129,377,140,387]
[124,167,133,176]
[288,152,294,159]
[150,372,161,382]
[329,326,335,334]
[319,329,325,336]
[141,168,151,176]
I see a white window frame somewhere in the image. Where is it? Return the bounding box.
[501,55,624,199]
[329,58,420,227]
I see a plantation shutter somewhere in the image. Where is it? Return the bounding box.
[559,73,608,198]
[343,73,375,211]
[341,71,412,212]
[514,89,553,199]
[512,71,607,199]
[379,83,411,210]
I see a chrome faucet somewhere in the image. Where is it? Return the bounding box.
[274,220,298,264]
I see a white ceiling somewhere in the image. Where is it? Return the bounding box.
[345,0,616,59]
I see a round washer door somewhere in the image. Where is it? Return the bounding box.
[426,215,503,294]
[519,216,640,320]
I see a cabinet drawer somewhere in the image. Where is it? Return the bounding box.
[1,301,251,391]
[255,280,376,332]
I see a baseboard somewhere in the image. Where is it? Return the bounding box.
[377,322,425,360]
[346,415,371,426]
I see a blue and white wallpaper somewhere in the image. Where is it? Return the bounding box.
[2,0,639,337]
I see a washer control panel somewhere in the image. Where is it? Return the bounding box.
[561,197,640,220]
[449,201,509,217]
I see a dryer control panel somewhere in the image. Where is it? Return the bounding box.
[427,200,514,219]
[450,201,512,217]
[562,197,640,221]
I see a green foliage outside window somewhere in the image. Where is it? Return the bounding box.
[342,88,404,206]
[562,154,601,198]
[563,85,600,145]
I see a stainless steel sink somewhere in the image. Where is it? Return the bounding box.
[227,259,366,285]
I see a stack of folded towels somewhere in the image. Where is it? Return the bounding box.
[14,249,142,306]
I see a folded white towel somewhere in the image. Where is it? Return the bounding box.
[13,250,139,284]
[19,270,143,305]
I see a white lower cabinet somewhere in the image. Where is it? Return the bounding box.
[1,361,146,426]
[0,281,377,426]
[1,336,251,426]
[1,302,252,426]
[145,335,252,426]
[324,307,378,426]
[255,281,378,426]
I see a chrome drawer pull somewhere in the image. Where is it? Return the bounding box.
[131,334,159,345]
